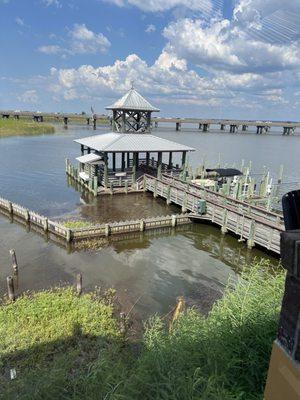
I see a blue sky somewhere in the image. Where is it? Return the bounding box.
[1,0,300,120]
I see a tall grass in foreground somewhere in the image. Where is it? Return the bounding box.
[0,261,285,399]
[0,119,55,137]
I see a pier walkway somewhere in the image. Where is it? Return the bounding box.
[140,174,284,254]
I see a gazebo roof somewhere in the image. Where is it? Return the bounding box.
[106,88,160,112]
[75,133,194,153]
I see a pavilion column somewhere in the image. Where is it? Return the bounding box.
[81,145,84,155]
[104,153,108,189]
[112,152,116,172]
[122,112,126,133]
[132,152,138,183]
[112,110,117,132]
[127,152,130,168]
[87,147,91,154]
[181,151,187,167]
[146,152,150,166]
[147,112,151,132]
[157,152,162,179]
[121,153,125,171]
[168,152,173,169]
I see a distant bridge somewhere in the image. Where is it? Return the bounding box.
[1,110,299,135]
[153,117,300,135]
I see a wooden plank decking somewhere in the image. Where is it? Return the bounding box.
[142,174,284,254]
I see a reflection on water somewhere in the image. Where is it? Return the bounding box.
[60,182,179,224]
[0,124,284,318]
[0,215,278,320]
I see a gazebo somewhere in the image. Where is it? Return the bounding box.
[74,87,195,191]
[106,86,159,133]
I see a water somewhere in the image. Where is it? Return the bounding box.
[0,123,288,319]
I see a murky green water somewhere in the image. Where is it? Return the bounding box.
[0,124,286,319]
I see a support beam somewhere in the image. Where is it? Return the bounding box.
[127,152,130,168]
[63,117,68,127]
[146,152,150,166]
[112,152,116,172]
[182,151,187,167]
[121,153,125,171]
[230,124,238,133]
[176,122,181,131]
[132,152,138,183]
[104,154,108,188]
[168,152,173,169]
[157,152,162,179]
[202,123,209,132]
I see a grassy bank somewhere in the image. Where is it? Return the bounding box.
[0,119,55,137]
[0,261,285,399]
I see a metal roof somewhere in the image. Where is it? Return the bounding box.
[75,133,194,152]
[76,153,102,163]
[106,88,160,112]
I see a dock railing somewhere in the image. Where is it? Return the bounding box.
[0,195,191,243]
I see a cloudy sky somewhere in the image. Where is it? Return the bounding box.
[1,0,300,119]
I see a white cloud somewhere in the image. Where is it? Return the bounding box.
[163,15,300,74]
[41,0,61,7]
[38,24,110,56]
[103,0,214,13]
[69,23,111,54]
[18,90,39,104]
[15,17,25,26]
[48,52,213,103]
[38,45,62,54]
[145,24,156,33]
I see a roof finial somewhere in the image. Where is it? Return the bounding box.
[130,80,135,90]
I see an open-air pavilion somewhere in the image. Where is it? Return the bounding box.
[75,132,194,189]
[73,86,195,193]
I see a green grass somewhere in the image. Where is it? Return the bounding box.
[0,261,285,399]
[60,220,94,229]
[0,119,55,137]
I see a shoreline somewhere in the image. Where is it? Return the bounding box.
[0,261,284,399]
[0,119,55,137]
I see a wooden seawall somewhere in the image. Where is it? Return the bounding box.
[141,174,284,254]
[0,196,191,243]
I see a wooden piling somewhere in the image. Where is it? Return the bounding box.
[140,220,145,232]
[7,276,15,301]
[105,223,111,237]
[10,249,18,273]
[119,312,127,336]
[76,273,82,296]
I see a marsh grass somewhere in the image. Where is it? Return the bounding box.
[0,119,55,137]
[60,220,94,229]
[0,261,285,399]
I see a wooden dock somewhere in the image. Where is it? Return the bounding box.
[141,174,284,254]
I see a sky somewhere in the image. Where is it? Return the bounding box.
[1,0,300,120]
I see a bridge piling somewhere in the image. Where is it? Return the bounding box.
[202,123,209,132]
